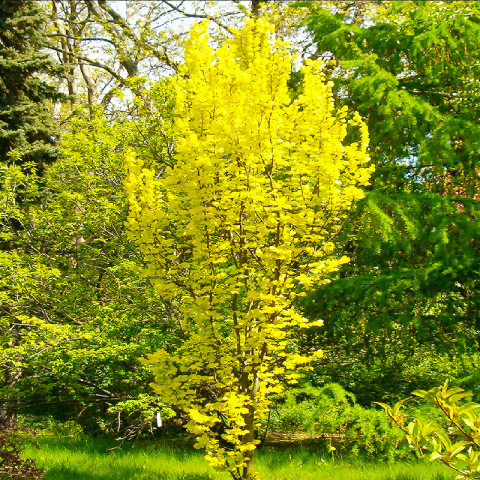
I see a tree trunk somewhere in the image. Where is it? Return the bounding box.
[242,405,256,479]
[251,0,262,18]
[240,366,261,479]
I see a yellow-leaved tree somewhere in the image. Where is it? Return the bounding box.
[124,19,371,480]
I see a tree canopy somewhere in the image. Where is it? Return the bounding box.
[299,0,480,401]
[125,18,371,478]
[0,0,63,170]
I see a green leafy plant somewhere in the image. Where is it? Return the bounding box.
[298,0,480,407]
[100,395,175,441]
[379,381,480,478]
[269,383,405,461]
[0,418,43,480]
[126,18,371,480]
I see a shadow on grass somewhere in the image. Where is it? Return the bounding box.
[37,435,196,457]
[37,436,118,454]
[375,473,452,480]
[43,466,216,480]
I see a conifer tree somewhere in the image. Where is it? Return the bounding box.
[0,7,62,474]
[300,0,480,401]
[0,0,62,171]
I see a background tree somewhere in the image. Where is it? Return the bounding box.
[44,1,308,109]
[125,19,371,479]
[297,0,480,403]
[0,1,63,476]
[47,0,180,107]
[0,0,63,423]
[0,100,182,437]
[0,0,63,172]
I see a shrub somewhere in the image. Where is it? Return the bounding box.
[380,381,480,479]
[0,418,43,480]
[267,383,407,461]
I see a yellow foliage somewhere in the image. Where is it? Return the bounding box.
[125,18,371,479]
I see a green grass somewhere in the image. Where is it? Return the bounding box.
[24,435,455,480]
[257,447,453,480]
[25,436,227,480]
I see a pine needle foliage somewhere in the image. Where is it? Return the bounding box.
[0,0,63,171]
[299,1,480,399]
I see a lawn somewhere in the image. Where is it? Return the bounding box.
[24,434,455,480]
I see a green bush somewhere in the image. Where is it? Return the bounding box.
[380,381,480,479]
[18,416,84,439]
[0,417,43,480]
[310,348,480,407]
[267,383,407,461]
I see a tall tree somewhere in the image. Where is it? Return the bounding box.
[0,0,62,171]
[0,3,63,475]
[126,19,371,479]
[299,0,480,402]
[1,0,63,423]
[45,1,308,109]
